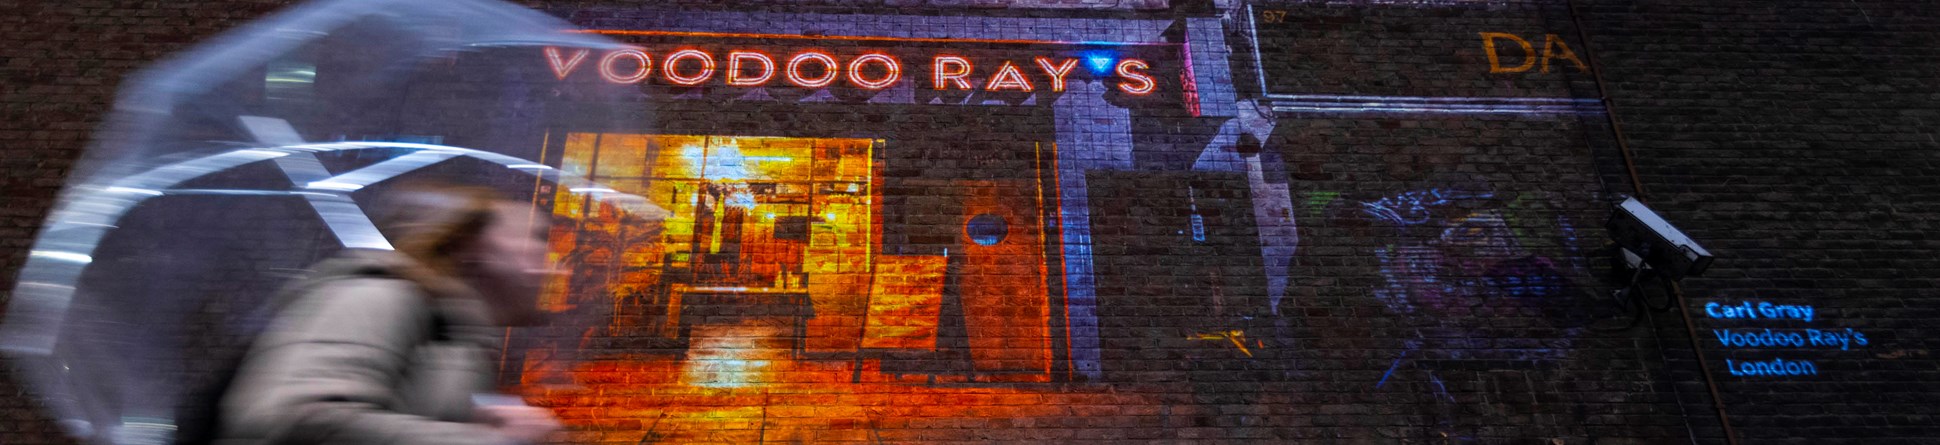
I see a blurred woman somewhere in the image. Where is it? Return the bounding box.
[216,185,560,445]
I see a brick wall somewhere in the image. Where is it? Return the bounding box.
[1580,1,1940,442]
[1,0,1936,443]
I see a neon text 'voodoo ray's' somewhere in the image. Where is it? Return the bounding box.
[543,47,1159,95]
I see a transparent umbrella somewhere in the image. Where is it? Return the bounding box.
[0,0,659,443]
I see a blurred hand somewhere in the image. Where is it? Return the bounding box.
[476,404,561,444]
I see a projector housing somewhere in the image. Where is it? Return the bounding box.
[1607,197,1713,280]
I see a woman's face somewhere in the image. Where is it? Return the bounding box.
[464,202,551,325]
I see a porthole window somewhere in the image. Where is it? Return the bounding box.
[966,213,1008,246]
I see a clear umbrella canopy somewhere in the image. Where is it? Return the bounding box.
[1,0,659,443]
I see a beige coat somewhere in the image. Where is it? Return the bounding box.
[217,251,518,445]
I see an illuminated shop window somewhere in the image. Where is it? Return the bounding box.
[542,134,877,359]
[533,132,1053,390]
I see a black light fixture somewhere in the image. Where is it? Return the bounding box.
[1607,197,1714,281]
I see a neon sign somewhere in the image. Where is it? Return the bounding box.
[933,56,973,90]
[596,49,652,84]
[726,51,774,86]
[847,54,900,90]
[1114,59,1156,95]
[785,52,840,88]
[1033,57,1078,92]
[545,47,1157,94]
[662,49,716,86]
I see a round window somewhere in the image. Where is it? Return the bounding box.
[966,213,1008,246]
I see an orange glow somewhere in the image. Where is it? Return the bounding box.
[933,56,973,90]
[682,320,779,388]
[1033,57,1078,92]
[529,133,1083,441]
[662,49,716,86]
[861,255,947,349]
[984,61,1034,92]
[957,180,1052,373]
[845,53,901,90]
[544,47,590,80]
[532,360,1134,443]
[541,134,878,357]
[726,51,776,86]
[598,49,653,84]
[1115,59,1155,95]
[786,52,840,88]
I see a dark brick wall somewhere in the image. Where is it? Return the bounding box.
[1579,1,1940,442]
[2,2,296,443]
[1,0,1935,443]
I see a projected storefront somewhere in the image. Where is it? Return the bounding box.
[488,8,1301,441]
[507,7,1239,382]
